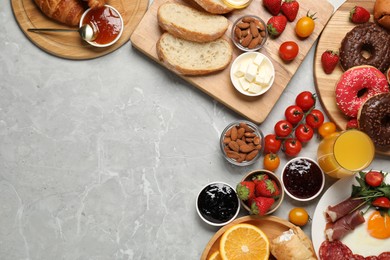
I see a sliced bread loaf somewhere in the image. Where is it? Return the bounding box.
[192,0,234,14]
[157,2,229,43]
[156,32,233,75]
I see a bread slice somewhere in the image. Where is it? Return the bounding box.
[157,2,229,43]
[156,32,232,75]
[192,0,234,14]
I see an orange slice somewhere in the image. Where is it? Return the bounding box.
[219,223,269,260]
[208,250,222,260]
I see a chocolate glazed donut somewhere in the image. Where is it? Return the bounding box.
[358,93,390,150]
[339,22,390,73]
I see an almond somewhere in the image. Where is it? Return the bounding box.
[241,33,252,47]
[253,136,261,145]
[248,36,261,49]
[230,126,238,141]
[228,141,240,152]
[245,132,256,138]
[245,150,259,161]
[237,22,250,29]
[239,122,253,132]
[250,22,259,37]
[240,144,255,153]
[237,127,245,139]
[237,153,246,163]
[223,137,231,144]
[236,139,246,146]
[226,150,240,160]
[234,27,242,39]
[242,17,255,23]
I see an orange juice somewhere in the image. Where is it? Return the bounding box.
[317,130,374,178]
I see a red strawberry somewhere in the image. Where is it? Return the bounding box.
[252,173,269,185]
[281,0,299,22]
[321,50,339,74]
[236,181,255,201]
[251,197,275,216]
[267,15,288,37]
[350,6,370,24]
[346,118,358,129]
[255,179,279,197]
[271,180,280,196]
[263,0,282,16]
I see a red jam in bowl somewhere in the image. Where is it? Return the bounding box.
[83,6,122,45]
[282,158,324,200]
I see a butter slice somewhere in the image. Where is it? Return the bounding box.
[248,83,262,94]
[245,63,258,82]
[239,77,251,91]
[234,62,246,78]
[253,54,264,66]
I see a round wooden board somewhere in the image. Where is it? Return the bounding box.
[200,215,297,260]
[313,0,390,156]
[11,0,148,59]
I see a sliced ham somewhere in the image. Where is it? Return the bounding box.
[325,210,365,241]
[325,197,366,222]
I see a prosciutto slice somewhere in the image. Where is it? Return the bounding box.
[325,210,365,241]
[325,197,366,222]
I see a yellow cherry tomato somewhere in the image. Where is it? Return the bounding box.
[318,122,337,138]
[263,153,280,172]
[288,207,309,226]
[295,12,316,38]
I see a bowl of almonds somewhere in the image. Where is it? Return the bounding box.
[220,120,263,166]
[231,15,268,52]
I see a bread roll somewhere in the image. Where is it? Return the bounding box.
[157,2,229,43]
[374,0,390,30]
[156,32,232,75]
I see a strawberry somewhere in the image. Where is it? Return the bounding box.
[267,15,288,37]
[255,179,279,197]
[346,118,358,129]
[236,181,255,201]
[251,197,275,216]
[350,6,370,24]
[321,50,339,74]
[263,0,282,16]
[252,173,269,185]
[281,0,299,22]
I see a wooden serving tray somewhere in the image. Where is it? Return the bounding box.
[200,215,298,260]
[11,0,148,59]
[130,0,334,124]
[314,0,390,156]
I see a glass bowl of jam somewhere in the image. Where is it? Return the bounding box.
[281,157,325,202]
[80,5,123,48]
[196,182,240,226]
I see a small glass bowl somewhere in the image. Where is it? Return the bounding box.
[239,169,284,214]
[281,157,325,202]
[220,120,264,166]
[196,182,240,226]
[231,15,268,52]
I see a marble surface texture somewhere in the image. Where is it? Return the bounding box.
[1,0,389,259]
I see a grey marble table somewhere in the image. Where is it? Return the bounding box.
[1,0,388,259]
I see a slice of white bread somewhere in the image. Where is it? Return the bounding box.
[157,2,229,43]
[156,32,233,75]
[192,0,234,14]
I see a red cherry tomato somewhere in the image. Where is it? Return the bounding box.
[264,134,282,154]
[372,197,390,208]
[285,105,304,125]
[284,138,302,156]
[295,124,314,142]
[296,91,316,111]
[305,109,324,129]
[279,41,299,61]
[365,171,384,187]
[274,120,293,137]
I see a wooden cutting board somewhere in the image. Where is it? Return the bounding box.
[11,0,148,59]
[130,0,334,124]
[314,0,390,156]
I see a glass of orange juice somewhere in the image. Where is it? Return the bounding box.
[317,129,375,178]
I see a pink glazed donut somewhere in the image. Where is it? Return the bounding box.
[335,66,389,118]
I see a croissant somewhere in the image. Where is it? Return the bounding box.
[34,0,85,26]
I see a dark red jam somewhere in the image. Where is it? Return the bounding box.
[283,158,323,199]
[83,6,122,45]
[197,183,239,224]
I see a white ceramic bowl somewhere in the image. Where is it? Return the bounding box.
[281,157,325,202]
[196,182,240,226]
[79,5,124,48]
[230,52,275,97]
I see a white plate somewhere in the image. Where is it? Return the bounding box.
[311,173,389,257]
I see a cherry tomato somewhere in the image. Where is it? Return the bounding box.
[274,120,293,137]
[285,105,304,125]
[305,109,324,129]
[365,171,384,187]
[279,41,299,61]
[372,197,390,208]
[318,122,337,138]
[295,91,315,111]
[295,124,314,142]
[288,207,309,226]
[284,138,302,156]
[295,12,316,38]
[263,153,280,172]
[264,134,282,154]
